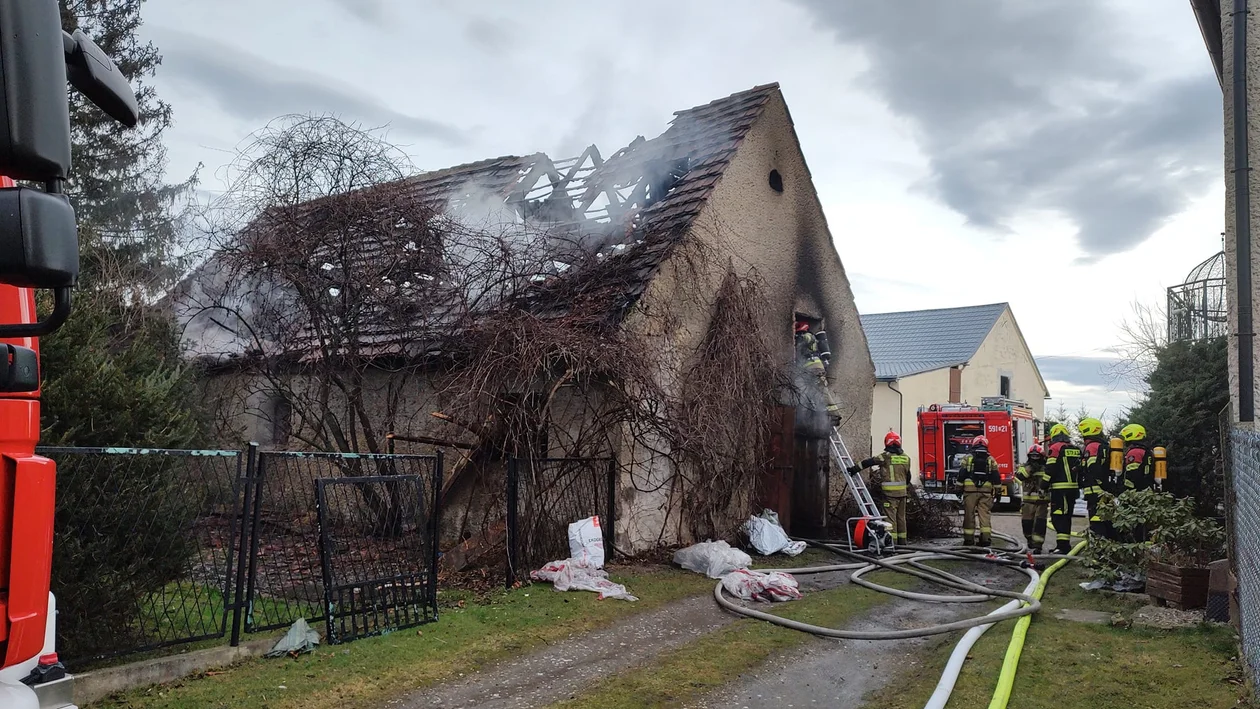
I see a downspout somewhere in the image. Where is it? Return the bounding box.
[888,380,903,436]
[1235,0,1255,422]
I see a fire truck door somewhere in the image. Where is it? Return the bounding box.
[1016,419,1033,465]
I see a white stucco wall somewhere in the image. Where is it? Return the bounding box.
[958,308,1048,419]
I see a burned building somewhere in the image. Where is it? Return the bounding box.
[174,83,875,552]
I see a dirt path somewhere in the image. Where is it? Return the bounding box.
[687,563,1020,709]
[385,594,736,709]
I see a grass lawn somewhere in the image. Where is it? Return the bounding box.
[862,564,1257,709]
[545,568,915,709]
[89,565,714,709]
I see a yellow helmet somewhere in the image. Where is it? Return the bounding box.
[1078,417,1104,437]
[1049,423,1069,439]
[1120,423,1146,442]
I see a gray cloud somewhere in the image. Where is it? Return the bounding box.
[153,28,468,147]
[329,0,387,25]
[1035,355,1122,388]
[791,0,1221,256]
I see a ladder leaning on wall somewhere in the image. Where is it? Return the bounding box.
[827,425,893,553]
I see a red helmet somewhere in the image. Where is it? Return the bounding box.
[972,436,989,448]
[1027,444,1044,458]
[795,321,810,333]
[884,431,901,447]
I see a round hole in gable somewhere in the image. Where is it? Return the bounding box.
[768,169,784,193]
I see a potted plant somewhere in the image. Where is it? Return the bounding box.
[1085,489,1226,608]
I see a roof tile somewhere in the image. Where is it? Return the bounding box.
[859,303,1008,380]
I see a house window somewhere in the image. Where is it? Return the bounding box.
[768,170,784,193]
[949,367,961,403]
[1000,375,1011,399]
[267,393,292,447]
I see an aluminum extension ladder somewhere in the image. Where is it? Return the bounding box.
[827,426,893,553]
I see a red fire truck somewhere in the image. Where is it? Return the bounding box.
[916,397,1043,509]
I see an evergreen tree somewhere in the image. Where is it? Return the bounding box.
[40,0,207,660]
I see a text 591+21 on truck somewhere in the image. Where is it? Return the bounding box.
[916,397,1043,510]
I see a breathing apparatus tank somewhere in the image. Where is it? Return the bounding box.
[815,330,832,368]
[1154,446,1167,489]
[1109,437,1124,476]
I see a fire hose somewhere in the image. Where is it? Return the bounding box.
[713,533,1047,640]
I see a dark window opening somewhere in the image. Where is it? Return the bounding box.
[949,367,962,403]
[768,169,784,193]
[1000,375,1011,398]
[268,394,292,446]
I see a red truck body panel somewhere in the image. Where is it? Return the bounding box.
[917,399,1041,492]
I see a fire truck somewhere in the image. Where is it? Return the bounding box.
[916,397,1043,509]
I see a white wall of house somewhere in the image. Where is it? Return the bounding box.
[958,308,1047,420]
[869,368,951,480]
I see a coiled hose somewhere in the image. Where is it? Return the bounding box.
[713,533,1047,641]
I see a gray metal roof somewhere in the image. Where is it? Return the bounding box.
[859,303,1008,380]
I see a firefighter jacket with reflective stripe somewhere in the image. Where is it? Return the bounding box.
[1016,459,1050,503]
[1080,437,1110,496]
[960,452,1000,491]
[858,448,911,498]
[1124,443,1155,492]
[1046,439,1082,490]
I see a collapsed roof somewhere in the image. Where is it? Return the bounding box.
[177,83,783,366]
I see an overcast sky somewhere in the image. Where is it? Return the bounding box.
[138,0,1224,418]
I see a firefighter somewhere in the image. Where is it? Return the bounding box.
[1077,416,1112,538]
[958,436,1000,547]
[1120,423,1156,493]
[795,321,842,426]
[848,431,911,546]
[1016,444,1051,552]
[1046,423,1082,553]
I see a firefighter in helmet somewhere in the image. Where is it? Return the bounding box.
[1016,443,1051,552]
[849,431,912,546]
[1078,416,1112,538]
[1120,423,1156,493]
[795,321,841,426]
[959,436,1000,547]
[1046,423,1082,553]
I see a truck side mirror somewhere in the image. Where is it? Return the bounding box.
[62,29,139,128]
[0,0,73,180]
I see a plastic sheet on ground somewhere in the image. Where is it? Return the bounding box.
[743,509,807,556]
[673,540,752,578]
[720,568,803,602]
[568,516,605,569]
[265,618,321,657]
[531,559,638,601]
[1079,573,1146,594]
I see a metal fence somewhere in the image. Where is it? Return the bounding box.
[40,445,443,666]
[1227,426,1260,689]
[38,447,245,666]
[316,474,439,644]
[241,450,442,634]
[506,457,616,587]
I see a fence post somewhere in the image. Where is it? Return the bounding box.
[506,457,518,589]
[429,451,443,621]
[229,442,258,647]
[242,446,268,633]
[606,457,617,561]
[315,479,337,644]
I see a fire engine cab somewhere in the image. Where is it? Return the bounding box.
[917,397,1042,508]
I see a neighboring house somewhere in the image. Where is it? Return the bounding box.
[1190,0,1259,425]
[859,303,1049,473]
[174,83,875,549]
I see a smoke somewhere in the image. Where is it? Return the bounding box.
[790,363,834,439]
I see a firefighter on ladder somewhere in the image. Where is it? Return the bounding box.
[848,431,911,546]
[795,321,841,426]
[1078,416,1112,538]
[1046,423,1083,553]
[958,436,1000,547]
[1016,444,1051,552]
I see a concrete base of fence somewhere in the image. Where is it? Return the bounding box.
[73,636,277,706]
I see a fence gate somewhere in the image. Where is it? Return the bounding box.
[506,457,616,587]
[37,446,245,666]
[315,474,438,644]
[239,450,442,635]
